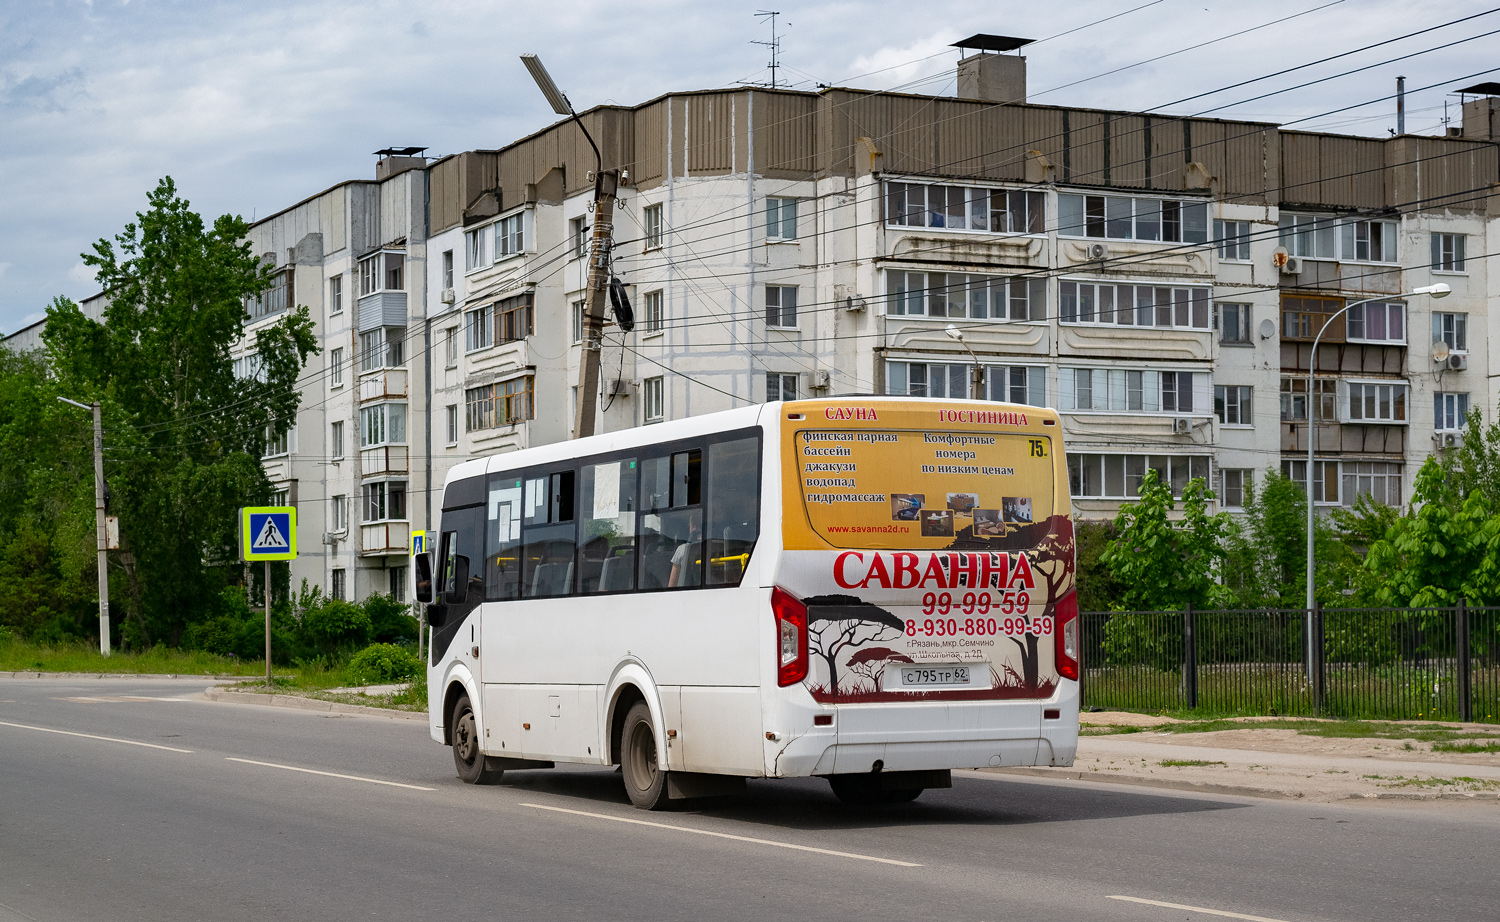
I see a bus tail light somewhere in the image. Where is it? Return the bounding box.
[1055,592,1079,682]
[772,587,808,686]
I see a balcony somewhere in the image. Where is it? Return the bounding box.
[362,521,410,557]
[360,368,407,402]
[361,445,408,477]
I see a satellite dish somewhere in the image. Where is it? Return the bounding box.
[1431,341,1451,364]
[1258,318,1276,340]
[1271,246,1289,268]
[609,277,635,332]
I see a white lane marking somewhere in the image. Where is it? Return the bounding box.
[0,719,193,753]
[1108,895,1294,921]
[225,757,436,791]
[520,802,921,867]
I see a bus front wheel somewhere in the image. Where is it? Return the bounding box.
[451,694,502,785]
[620,701,670,810]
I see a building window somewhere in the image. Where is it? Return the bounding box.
[643,204,664,250]
[891,271,1047,321]
[1279,213,1397,262]
[494,294,533,345]
[495,212,526,259]
[1069,453,1211,500]
[766,197,798,240]
[330,568,347,601]
[331,421,344,460]
[571,216,590,260]
[982,365,1047,407]
[362,480,408,522]
[465,227,488,271]
[572,300,585,344]
[249,270,291,320]
[1217,303,1252,343]
[1214,220,1252,261]
[1214,385,1252,426]
[465,378,534,431]
[360,328,404,371]
[232,353,265,382]
[1431,233,1466,272]
[329,347,344,387]
[360,403,407,447]
[330,494,347,532]
[357,251,404,295]
[1344,382,1407,423]
[1282,459,1339,505]
[442,249,454,289]
[643,291,664,333]
[1220,469,1250,509]
[1058,193,1208,243]
[1433,313,1467,353]
[1346,301,1405,344]
[766,285,798,328]
[1342,461,1402,507]
[263,425,290,459]
[643,376,665,423]
[1435,392,1470,431]
[1058,368,1205,414]
[329,275,343,315]
[1060,281,1208,330]
[767,372,797,402]
[887,361,972,399]
[465,306,491,352]
[446,404,459,444]
[389,566,407,601]
[445,327,458,367]
[888,182,1045,234]
[1280,377,1336,422]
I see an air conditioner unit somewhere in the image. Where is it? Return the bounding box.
[1435,432,1463,449]
[844,295,867,312]
[809,370,832,391]
[1086,243,1109,261]
[1172,418,1193,434]
[1448,353,1468,371]
[440,288,456,304]
[1280,256,1303,275]
[604,379,630,397]
[322,533,339,546]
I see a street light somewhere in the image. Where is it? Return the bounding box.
[57,395,111,656]
[1302,282,1448,678]
[945,324,986,398]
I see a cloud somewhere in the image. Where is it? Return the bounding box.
[67,262,96,286]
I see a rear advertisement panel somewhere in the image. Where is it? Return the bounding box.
[780,400,1074,704]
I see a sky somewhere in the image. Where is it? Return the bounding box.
[2,0,1496,335]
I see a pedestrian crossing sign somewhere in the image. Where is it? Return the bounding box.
[240,506,298,561]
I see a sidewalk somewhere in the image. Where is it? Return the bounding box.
[987,714,1500,803]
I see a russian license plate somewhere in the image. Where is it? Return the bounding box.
[899,666,970,687]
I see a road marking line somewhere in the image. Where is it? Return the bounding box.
[225,757,436,791]
[520,802,921,867]
[0,719,193,753]
[1108,895,1293,921]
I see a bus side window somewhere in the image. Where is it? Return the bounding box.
[579,459,638,594]
[521,468,577,598]
[705,437,760,586]
[639,450,702,589]
[487,477,524,600]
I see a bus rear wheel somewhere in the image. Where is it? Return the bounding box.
[451,694,502,785]
[620,701,670,810]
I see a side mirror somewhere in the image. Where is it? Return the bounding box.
[414,552,434,604]
[444,555,470,605]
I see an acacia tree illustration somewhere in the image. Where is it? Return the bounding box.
[1013,520,1078,690]
[807,601,906,694]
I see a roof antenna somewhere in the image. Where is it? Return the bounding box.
[753,10,782,89]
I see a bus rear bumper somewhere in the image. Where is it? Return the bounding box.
[768,681,1079,778]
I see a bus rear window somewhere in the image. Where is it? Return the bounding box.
[796,428,1054,550]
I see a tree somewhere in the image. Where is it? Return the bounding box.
[1021,515,1076,689]
[42,177,317,647]
[805,596,905,696]
[1447,408,1500,509]
[1219,469,1358,608]
[1073,519,1124,612]
[1101,470,1231,611]
[1363,458,1500,608]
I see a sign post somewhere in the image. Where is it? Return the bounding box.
[240,506,298,685]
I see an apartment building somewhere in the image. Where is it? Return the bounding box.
[17,43,1495,604]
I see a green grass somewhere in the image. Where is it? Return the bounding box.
[1361,774,1500,791]
[1154,717,1500,743]
[1,638,275,677]
[1158,759,1226,767]
[225,663,428,713]
[1432,739,1500,754]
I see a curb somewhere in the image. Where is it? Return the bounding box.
[200,687,426,721]
[2,671,244,681]
[974,766,1500,802]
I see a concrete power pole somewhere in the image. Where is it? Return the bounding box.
[574,171,618,440]
[59,396,110,655]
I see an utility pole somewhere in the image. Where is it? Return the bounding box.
[58,396,109,655]
[521,53,617,439]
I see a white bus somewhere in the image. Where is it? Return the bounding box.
[416,397,1079,808]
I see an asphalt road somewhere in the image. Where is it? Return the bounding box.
[1,677,1495,922]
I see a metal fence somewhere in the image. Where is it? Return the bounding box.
[1080,604,1500,722]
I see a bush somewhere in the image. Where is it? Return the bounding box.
[301,600,372,655]
[180,587,300,662]
[363,593,418,645]
[0,624,14,648]
[346,643,422,684]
